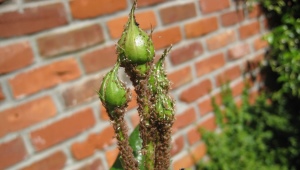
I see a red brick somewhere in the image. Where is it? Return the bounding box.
[0,3,67,37]
[173,108,197,132]
[216,65,241,86]
[37,24,104,57]
[195,53,226,77]
[228,43,250,60]
[21,151,66,170]
[249,4,262,18]
[130,112,140,127]
[184,16,218,38]
[71,141,94,160]
[160,2,196,25]
[0,137,27,169]
[187,127,201,145]
[0,85,5,101]
[239,21,260,40]
[0,96,56,137]
[87,126,115,150]
[170,42,203,65]
[152,27,182,50]
[0,41,34,74]
[199,0,230,14]
[172,152,194,170]
[180,79,212,103]
[190,143,206,162]
[171,136,184,156]
[168,66,193,90]
[30,108,95,151]
[81,45,117,74]
[105,147,119,168]
[62,76,101,107]
[253,37,268,50]
[199,115,217,131]
[9,58,81,98]
[232,80,245,97]
[221,10,244,26]
[76,159,104,170]
[107,11,157,39]
[70,0,127,19]
[206,30,236,50]
[198,98,213,116]
[135,0,166,7]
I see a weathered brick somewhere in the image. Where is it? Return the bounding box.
[76,159,104,170]
[199,0,230,14]
[87,126,115,150]
[171,136,184,156]
[187,127,200,145]
[173,108,197,132]
[107,11,157,39]
[21,151,66,170]
[0,85,5,101]
[81,45,117,74]
[206,30,236,50]
[152,27,182,50]
[37,24,104,57]
[221,10,244,26]
[180,79,212,103]
[0,41,34,74]
[0,96,56,137]
[184,16,218,38]
[215,65,241,86]
[172,152,194,170]
[71,141,94,160]
[170,42,203,65]
[105,147,119,168]
[249,4,262,18]
[62,76,101,107]
[253,37,268,50]
[0,3,67,37]
[190,143,206,162]
[195,53,226,77]
[30,108,95,151]
[168,66,193,90]
[198,115,217,131]
[232,80,245,97]
[135,0,166,7]
[130,112,140,128]
[160,2,196,25]
[9,58,81,98]
[198,98,213,116]
[239,21,260,40]
[228,43,250,60]
[70,0,127,19]
[0,137,27,169]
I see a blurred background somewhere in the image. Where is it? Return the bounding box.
[2,0,297,169]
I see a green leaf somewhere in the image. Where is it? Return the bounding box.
[111,125,145,170]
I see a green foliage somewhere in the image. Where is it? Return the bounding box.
[199,1,300,169]
[198,86,288,170]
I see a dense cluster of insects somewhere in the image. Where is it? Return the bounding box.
[98,0,175,169]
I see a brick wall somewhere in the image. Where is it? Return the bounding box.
[0,0,268,169]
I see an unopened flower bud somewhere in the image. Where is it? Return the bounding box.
[117,1,155,65]
[155,94,174,120]
[99,62,128,111]
[149,47,172,93]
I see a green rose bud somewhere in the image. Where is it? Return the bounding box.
[99,62,128,111]
[117,0,155,65]
[149,47,172,93]
[155,94,174,120]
